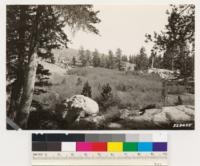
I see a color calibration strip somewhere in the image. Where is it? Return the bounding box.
[32,133,168,166]
[32,133,167,152]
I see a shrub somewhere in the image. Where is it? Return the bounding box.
[76,77,82,86]
[101,83,113,100]
[96,83,118,112]
[81,81,92,97]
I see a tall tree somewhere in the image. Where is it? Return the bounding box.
[79,46,86,66]
[106,50,114,69]
[129,55,135,64]
[134,47,149,70]
[92,49,101,67]
[122,55,128,62]
[72,56,76,66]
[7,5,100,128]
[85,49,92,66]
[115,48,122,70]
[79,48,91,66]
[7,6,28,119]
[100,54,106,67]
[145,5,195,78]
[148,49,163,69]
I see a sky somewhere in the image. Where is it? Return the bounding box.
[66,5,169,56]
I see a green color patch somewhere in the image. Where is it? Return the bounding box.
[123,142,138,151]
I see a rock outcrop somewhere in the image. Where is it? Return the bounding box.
[119,105,194,129]
[59,95,194,129]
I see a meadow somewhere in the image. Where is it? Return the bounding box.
[33,66,194,114]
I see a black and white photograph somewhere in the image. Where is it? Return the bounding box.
[6,4,195,130]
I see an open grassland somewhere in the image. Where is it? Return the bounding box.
[34,66,194,113]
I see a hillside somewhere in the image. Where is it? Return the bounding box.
[31,64,194,129]
[34,65,194,110]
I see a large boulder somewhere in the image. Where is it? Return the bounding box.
[62,95,99,123]
[66,95,99,114]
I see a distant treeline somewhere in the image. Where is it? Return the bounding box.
[71,47,149,71]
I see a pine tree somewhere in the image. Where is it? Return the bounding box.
[85,49,92,66]
[7,5,100,128]
[79,46,87,66]
[34,64,52,95]
[92,49,100,67]
[145,5,194,78]
[106,50,114,69]
[81,81,92,97]
[115,48,122,70]
[134,47,149,70]
[72,56,76,66]
[100,54,106,67]
[129,55,135,64]
[98,83,115,110]
[122,55,128,62]
[101,83,113,101]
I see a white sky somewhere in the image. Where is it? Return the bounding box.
[67,5,169,56]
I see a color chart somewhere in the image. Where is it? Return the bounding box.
[32,133,168,166]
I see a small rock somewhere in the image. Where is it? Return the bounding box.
[119,109,131,119]
[82,115,105,127]
[107,122,122,129]
[162,105,194,122]
[119,109,139,120]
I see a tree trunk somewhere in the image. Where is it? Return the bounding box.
[151,56,154,68]
[8,67,24,120]
[8,6,26,120]
[16,6,41,128]
[179,42,187,87]
[16,51,38,128]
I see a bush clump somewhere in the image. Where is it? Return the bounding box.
[81,81,92,97]
[76,77,82,86]
[96,83,118,111]
[101,83,113,100]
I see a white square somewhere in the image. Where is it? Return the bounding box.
[61,142,76,152]
[153,133,168,142]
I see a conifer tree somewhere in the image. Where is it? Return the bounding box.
[116,48,122,70]
[7,5,100,128]
[145,5,194,78]
[81,81,92,97]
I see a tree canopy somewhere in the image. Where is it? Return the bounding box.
[6,5,100,128]
[145,4,194,77]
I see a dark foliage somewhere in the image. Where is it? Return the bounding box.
[81,81,92,97]
[96,83,118,111]
[76,77,82,86]
[6,5,100,128]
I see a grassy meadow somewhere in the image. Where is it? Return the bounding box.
[33,66,194,114]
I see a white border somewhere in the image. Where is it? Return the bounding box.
[0,1,200,165]
[1,0,198,134]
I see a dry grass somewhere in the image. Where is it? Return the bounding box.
[33,66,194,112]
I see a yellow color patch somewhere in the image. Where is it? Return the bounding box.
[107,142,123,152]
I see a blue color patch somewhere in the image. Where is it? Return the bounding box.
[138,142,153,151]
